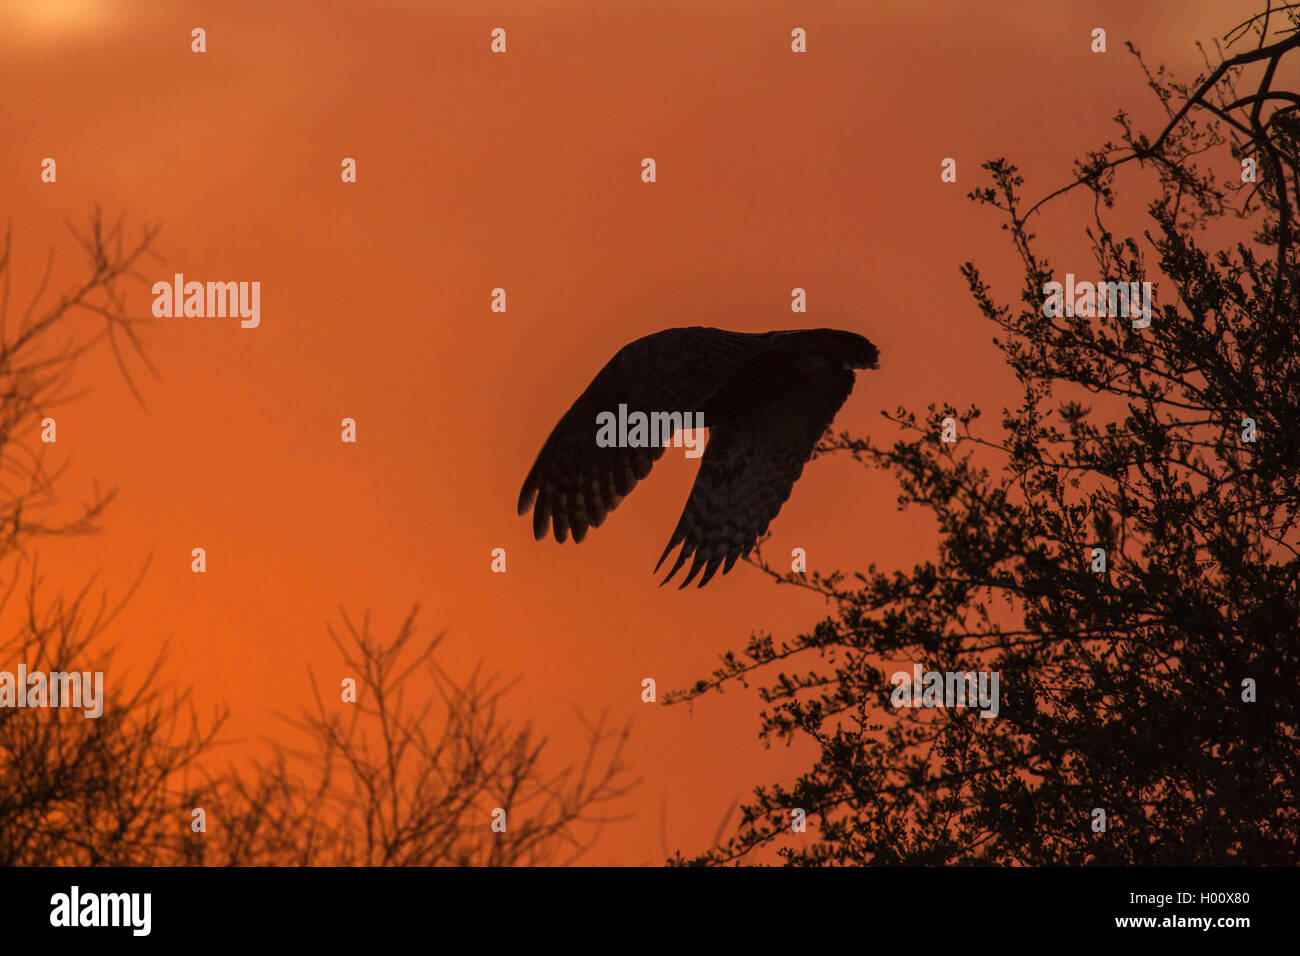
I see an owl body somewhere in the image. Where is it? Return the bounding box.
[519,326,879,587]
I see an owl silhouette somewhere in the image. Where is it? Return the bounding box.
[518,327,879,587]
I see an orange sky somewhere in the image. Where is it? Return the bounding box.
[0,0,1238,863]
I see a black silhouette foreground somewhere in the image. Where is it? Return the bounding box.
[518,327,879,587]
[666,10,1300,866]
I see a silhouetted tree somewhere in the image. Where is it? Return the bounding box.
[0,215,635,866]
[0,211,223,866]
[182,606,636,866]
[670,5,1300,865]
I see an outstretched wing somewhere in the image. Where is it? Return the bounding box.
[518,328,766,543]
[655,356,858,587]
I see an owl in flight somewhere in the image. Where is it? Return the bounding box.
[518,327,879,587]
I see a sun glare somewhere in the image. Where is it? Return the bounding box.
[3,0,112,41]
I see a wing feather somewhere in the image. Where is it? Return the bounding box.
[656,358,857,587]
[518,328,768,542]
